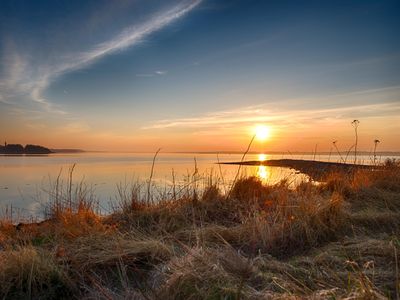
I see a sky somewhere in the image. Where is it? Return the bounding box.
[1,0,400,152]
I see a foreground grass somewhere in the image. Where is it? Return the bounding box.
[1,162,399,299]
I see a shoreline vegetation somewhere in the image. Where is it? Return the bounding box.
[1,159,399,299]
[0,144,52,155]
[0,144,86,155]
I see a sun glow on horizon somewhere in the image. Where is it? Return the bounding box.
[254,125,271,141]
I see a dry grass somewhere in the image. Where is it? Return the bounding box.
[0,160,399,299]
[0,246,73,299]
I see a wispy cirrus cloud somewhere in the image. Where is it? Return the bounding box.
[0,0,201,113]
[143,86,400,130]
[136,70,168,77]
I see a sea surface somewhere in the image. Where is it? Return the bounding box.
[0,152,396,219]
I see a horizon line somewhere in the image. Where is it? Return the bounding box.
[48,149,400,155]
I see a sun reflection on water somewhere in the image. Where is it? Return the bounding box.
[258,153,267,161]
[257,165,269,181]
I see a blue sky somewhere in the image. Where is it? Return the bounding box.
[1,0,399,151]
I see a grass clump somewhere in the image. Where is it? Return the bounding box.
[0,246,73,299]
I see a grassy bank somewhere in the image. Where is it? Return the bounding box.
[1,161,399,299]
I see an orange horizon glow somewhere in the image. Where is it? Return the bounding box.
[2,126,400,153]
[1,113,400,152]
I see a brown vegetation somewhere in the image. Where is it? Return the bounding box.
[0,160,399,299]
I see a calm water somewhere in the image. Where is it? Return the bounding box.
[0,152,395,219]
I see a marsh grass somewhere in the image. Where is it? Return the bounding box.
[0,160,399,299]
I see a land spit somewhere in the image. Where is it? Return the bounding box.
[219,158,378,181]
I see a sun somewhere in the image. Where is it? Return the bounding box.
[254,125,271,141]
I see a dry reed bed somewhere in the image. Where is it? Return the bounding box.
[0,161,399,299]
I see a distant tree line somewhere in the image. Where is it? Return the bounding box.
[0,144,52,154]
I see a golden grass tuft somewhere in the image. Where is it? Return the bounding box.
[66,232,173,271]
[0,246,72,299]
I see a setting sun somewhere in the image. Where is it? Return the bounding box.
[254,125,271,141]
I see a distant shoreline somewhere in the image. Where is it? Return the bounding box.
[0,144,52,155]
[48,150,400,155]
[170,150,400,156]
[1,148,400,156]
[0,144,86,155]
[50,149,86,153]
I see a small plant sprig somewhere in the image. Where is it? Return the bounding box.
[351,120,360,164]
[333,140,345,163]
[373,139,380,166]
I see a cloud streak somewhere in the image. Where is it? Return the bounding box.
[136,70,168,77]
[0,0,201,112]
[56,1,200,75]
[143,87,400,130]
